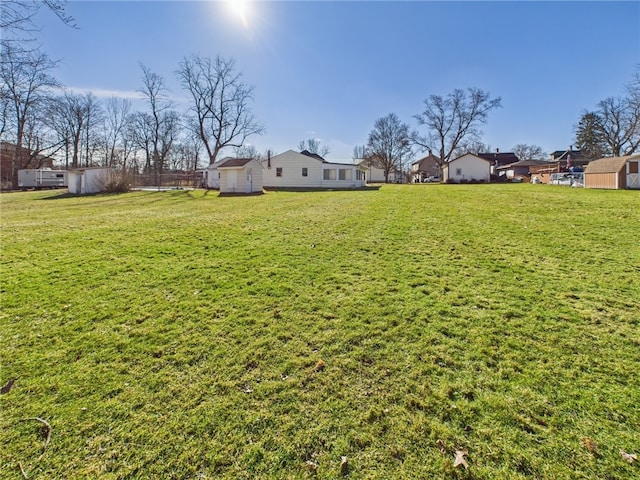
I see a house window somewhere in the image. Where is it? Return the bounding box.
[323,169,336,180]
[629,161,639,174]
[338,169,352,181]
[276,167,283,177]
[455,168,462,176]
[302,167,308,177]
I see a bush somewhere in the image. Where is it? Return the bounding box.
[103,180,130,193]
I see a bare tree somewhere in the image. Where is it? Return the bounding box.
[512,144,546,161]
[452,139,492,159]
[1,0,76,51]
[1,45,60,187]
[138,64,180,176]
[103,96,131,167]
[177,54,264,164]
[234,144,259,159]
[366,113,412,183]
[352,145,367,160]
[595,96,640,157]
[298,138,329,158]
[413,88,501,173]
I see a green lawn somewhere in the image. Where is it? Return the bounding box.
[1,185,639,479]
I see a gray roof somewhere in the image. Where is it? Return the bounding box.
[217,157,255,168]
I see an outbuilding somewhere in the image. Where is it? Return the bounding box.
[217,157,263,194]
[67,167,116,194]
[584,154,640,190]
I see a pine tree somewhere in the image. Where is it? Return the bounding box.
[575,112,610,160]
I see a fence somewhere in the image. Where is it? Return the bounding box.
[129,172,205,190]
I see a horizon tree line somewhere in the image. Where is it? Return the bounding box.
[2,1,638,189]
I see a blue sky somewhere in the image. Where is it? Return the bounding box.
[36,1,640,161]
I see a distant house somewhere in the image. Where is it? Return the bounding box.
[217,157,263,194]
[584,154,640,189]
[357,157,404,183]
[411,152,440,182]
[67,167,116,194]
[477,150,519,177]
[262,150,366,189]
[496,160,549,180]
[549,147,590,170]
[442,153,491,183]
[529,147,590,184]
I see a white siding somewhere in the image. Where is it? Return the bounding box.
[219,160,263,193]
[261,150,324,187]
[205,160,225,189]
[445,154,491,183]
[67,168,114,194]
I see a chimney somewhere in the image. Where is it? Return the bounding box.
[267,150,271,169]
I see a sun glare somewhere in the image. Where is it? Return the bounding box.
[228,0,250,29]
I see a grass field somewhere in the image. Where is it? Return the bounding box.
[1,184,639,479]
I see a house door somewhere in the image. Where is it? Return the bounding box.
[227,170,237,192]
[627,160,640,189]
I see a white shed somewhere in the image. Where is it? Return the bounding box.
[205,159,228,189]
[442,153,491,183]
[67,167,116,194]
[217,158,263,194]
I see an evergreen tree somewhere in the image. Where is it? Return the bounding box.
[575,111,610,160]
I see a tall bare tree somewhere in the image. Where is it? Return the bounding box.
[298,138,329,158]
[595,96,640,157]
[103,96,131,167]
[138,64,180,176]
[1,45,60,187]
[177,54,264,165]
[413,87,501,173]
[366,113,412,183]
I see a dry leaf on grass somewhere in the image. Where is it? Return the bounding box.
[621,450,637,464]
[582,437,598,454]
[454,450,469,469]
[339,456,349,475]
[314,359,326,371]
[436,439,446,454]
[1,378,16,394]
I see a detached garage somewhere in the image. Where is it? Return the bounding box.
[584,155,640,190]
[217,158,263,194]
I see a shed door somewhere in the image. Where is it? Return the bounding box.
[227,170,237,191]
[627,160,640,189]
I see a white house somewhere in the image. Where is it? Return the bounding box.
[262,150,366,189]
[217,157,263,194]
[442,153,491,183]
[67,167,116,194]
[357,157,404,183]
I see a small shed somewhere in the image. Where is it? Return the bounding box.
[67,167,115,194]
[584,155,640,190]
[217,157,263,194]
